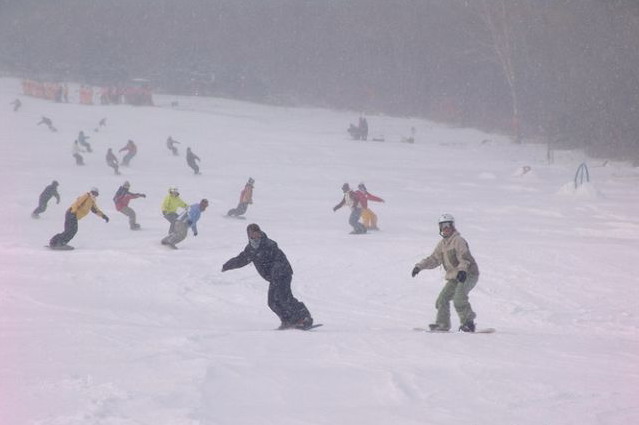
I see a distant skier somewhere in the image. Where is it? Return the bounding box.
[358,116,369,141]
[113,181,146,230]
[72,140,86,166]
[227,178,254,217]
[186,147,201,174]
[161,198,209,249]
[161,187,188,233]
[32,180,60,219]
[106,148,120,175]
[10,98,22,112]
[355,183,384,230]
[49,187,109,249]
[37,116,57,132]
[94,117,107,132]
[333,183,366,234]
[77,131,92,152]
[222,223,315,330]
[167,136,180,156]
[411,214,479,332]
[119,139,137,166]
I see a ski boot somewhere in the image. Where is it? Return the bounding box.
[459,320,476,333]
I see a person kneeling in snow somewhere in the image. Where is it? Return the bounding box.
[222,224,314,330]
[161,199,208,249]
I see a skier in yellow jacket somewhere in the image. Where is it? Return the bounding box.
[49,187,109,249]
[161,186,188,233]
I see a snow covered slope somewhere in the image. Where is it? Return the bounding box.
[1,78,638,425]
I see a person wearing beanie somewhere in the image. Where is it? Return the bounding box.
[113,181,146,230]
[227,177,254,218]
[222,224,314,330]
[161,198,209,249]
[32,180,60,219]
[49,187,109,249]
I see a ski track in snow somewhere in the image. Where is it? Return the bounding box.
[1,78,639,425]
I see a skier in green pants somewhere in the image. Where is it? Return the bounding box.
[411,213,479,332]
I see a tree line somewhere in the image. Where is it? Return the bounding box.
[1,0,637,161]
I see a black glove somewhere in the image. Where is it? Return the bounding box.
[456,271,467,283]
[411,266,420,277]
[333,206,338,212]
[221,264,229,272]
[103,215,109,223]
[140,194,146,198]
[193,230,198,237]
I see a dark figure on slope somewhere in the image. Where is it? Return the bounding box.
[358,116,369,141]
[106,148,120,175]
[227,178,254,217]
[32,180,60,218]
[186,147,201,174]
[119,139,137,166]
[333,183,366,234]
[222,224,314,330]
[11,98,22,112]
[72,140,86,166]
[77,131,92,152]
[49,188,109,249]
[167,136,180,156]
[113,181,146,230]
[411,214,479,332]
[37,116,57,132]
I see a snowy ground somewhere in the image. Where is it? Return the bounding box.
[1,77,639,425]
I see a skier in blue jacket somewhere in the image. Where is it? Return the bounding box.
[161,199,208,249]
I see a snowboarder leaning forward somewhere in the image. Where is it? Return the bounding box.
[49,188,109,248]
[161,187,188,233]
[161,199,209,249]
[333,183,367,234]
[227,177,254,217]
[222,224,314,330]
[113,181,146,230]
[32,180,60,218]
[411,214,479,332]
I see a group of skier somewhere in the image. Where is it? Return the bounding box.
[35,176,479,332]
[333,182,385,234]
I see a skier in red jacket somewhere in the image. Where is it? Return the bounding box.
[113,181,146,230]
[355,183,384,230]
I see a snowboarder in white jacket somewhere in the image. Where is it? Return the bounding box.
[411,214,479,332]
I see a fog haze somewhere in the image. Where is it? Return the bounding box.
[1,0,638,160]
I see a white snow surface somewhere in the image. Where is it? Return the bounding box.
[1,77,639,425]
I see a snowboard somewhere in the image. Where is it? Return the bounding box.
[45,244,74,251]
[224,214,246,220]
[277,324,323,331]
[413,327,495,334]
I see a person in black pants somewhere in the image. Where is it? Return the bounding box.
[222,224,314,329]
[32,180,60,218]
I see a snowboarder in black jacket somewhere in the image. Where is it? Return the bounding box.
[222,223,314,330]
[32,180,60,218]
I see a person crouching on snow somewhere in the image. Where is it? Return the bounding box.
[161,199,208,249]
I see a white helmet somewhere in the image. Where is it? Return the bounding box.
[438,213,455,224]
[169,186,179,194]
